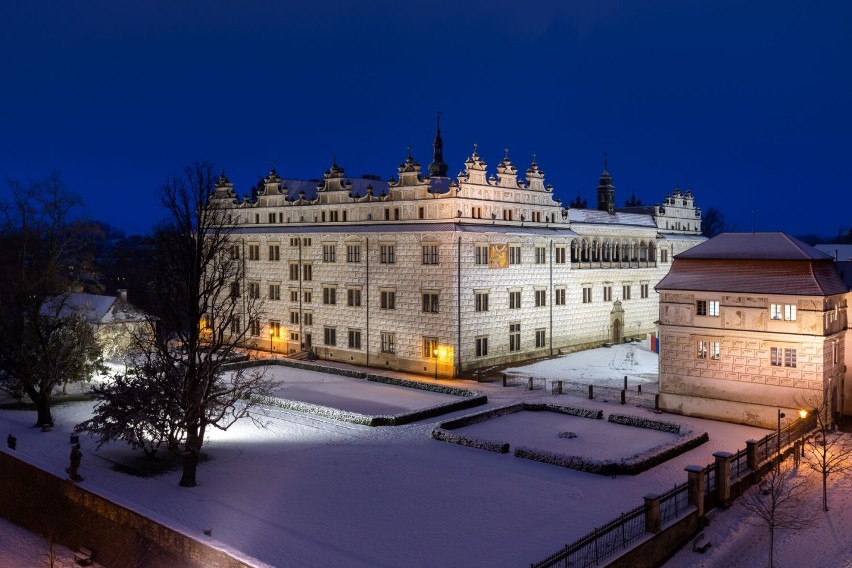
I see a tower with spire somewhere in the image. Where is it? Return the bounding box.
[596,154,616,214]
[427,112,449,178]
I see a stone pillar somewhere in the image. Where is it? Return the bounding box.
[644,493,661,533]
[746,439,759,471]
[685,465,706,519]
[556,380,563,395]
[714,451,732,504]
[588,385,594,399]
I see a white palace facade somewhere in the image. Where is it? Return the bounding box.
[211,129,704,377]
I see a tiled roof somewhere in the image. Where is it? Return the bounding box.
[676,232,834,261]
[568,209,657,227]
[657,258,849,296]
[234,222,580,237]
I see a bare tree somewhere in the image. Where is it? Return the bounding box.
[0,173,104,426]
[741,456,813,568]
[700,206,732,238]
[77,162,272,486]
[798,392,852,511]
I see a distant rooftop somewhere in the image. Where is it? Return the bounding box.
[676,232,833,261]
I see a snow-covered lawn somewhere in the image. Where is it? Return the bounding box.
[0,345,785,567]
[456,409,678,458]
[263,365,461,415]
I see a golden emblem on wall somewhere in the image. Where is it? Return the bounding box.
[489,243,508,269]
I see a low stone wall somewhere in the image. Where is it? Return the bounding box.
[0,449,265,568]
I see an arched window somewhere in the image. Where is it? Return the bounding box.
[648,241,656,262]
[570,240,579,263]
[639,242,648,262]
[603,240,611,262]
[591,239,599,262]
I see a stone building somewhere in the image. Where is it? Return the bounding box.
[211,128,704,377]
[656,233,850,427]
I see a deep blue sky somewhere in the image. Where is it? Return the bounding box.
[1,1,850,237]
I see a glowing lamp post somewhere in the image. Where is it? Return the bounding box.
[777,409,786,471]
[799,409,808,458]
[434,348,439,380]
[269,329,274,353]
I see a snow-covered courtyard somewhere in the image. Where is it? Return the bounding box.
[4,343,848,568]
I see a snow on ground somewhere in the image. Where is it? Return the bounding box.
[0,345,804,568]
[457,409,678,458]
[264,365,460,414]
[0,516,80,568]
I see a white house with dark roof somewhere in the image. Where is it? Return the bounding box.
[656,232,850,427]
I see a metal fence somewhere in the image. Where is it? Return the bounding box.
[531,504,647,568]
[729,448,749,482]
[659,482,691,525]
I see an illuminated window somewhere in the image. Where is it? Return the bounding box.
[770,304,797,321]
[423,337,438,358]
[381,332,395,353]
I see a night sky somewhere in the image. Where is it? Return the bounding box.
[1,1,850,238]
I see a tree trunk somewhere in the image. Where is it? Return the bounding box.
[823,473,829,511]
[769,525,774,568]
[179,424,201,487]
[33,394,54,428]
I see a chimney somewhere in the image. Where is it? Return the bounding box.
[118,289,128,303]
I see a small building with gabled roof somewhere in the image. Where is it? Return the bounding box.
[655,232,849,427]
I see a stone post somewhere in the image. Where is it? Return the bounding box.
[620,390,626,405]
[588,385,594,399]
[713,451,732,504]
[643,493,661,533]
[746,439,759,471]
[502,373,507,387]
[556,380,563,395]
[528,377,533,390]
[685,465,706,519]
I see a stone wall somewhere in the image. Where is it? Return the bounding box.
[0,449,263,568]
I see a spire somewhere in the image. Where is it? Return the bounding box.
[428,112,449,177]
[596,153,616,214]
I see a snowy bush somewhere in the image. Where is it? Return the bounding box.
[523,403,603,420]
[431,429,510,454]
[607,414,683,434]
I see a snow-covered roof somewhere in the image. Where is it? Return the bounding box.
[41,293,147,325]
[568,208,657,228]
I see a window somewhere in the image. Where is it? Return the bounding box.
[269,245,280,261]
[249,319,261,337]
[622,284,631,300]
[269,320,281,338]
[289,310,300,325]
[422,293,439,313]
[230,317,241,335]
[534,246,546,264]
[418,207,424,219]
[324,327,336,346]
[475,336,488,357]
[347,288,362,307]
[708,300,720,317]
[509,245,522,264]
[322,245,336,263]
[603,286,612,302]
[641,283,649,299]
[475,245,489,265]
[582,286,592,304]
[268,284,280,300]
[698,300,719,316]
[422,245,439,265]
[423,337,438,358]
[289,263,300,280]
[661,249,669,263]
[555,246,566,264]
[770,304,797,321]
[346,245,361,263]
[303,312,313,326]
[248,282,260,299]
[535,329,546,348]
[555,288,566,306]
[303,264,312,281]
[248,244,260,261]
[304,290,312,303]
[290,289,299,302]
[394,208,400,220]
[290,237,300,247]
[384,208,390,221]
[380,290,396,310]
[770,347,797,367]
[381,332,396,354]
[380,244,395,264]
[697,340,720,360]
[348,329,362,349]
[509,290,521,310]
[509,323,521,352]
[230,244,240,260]
[323,286,336,305]
[475,292,489,312]
[535,289,546,307]
[230,281,241,298]
[290,332,299,342]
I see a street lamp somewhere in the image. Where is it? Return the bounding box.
[433,347,439,380]
[269,328,274,353]
[799,409,808,459]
